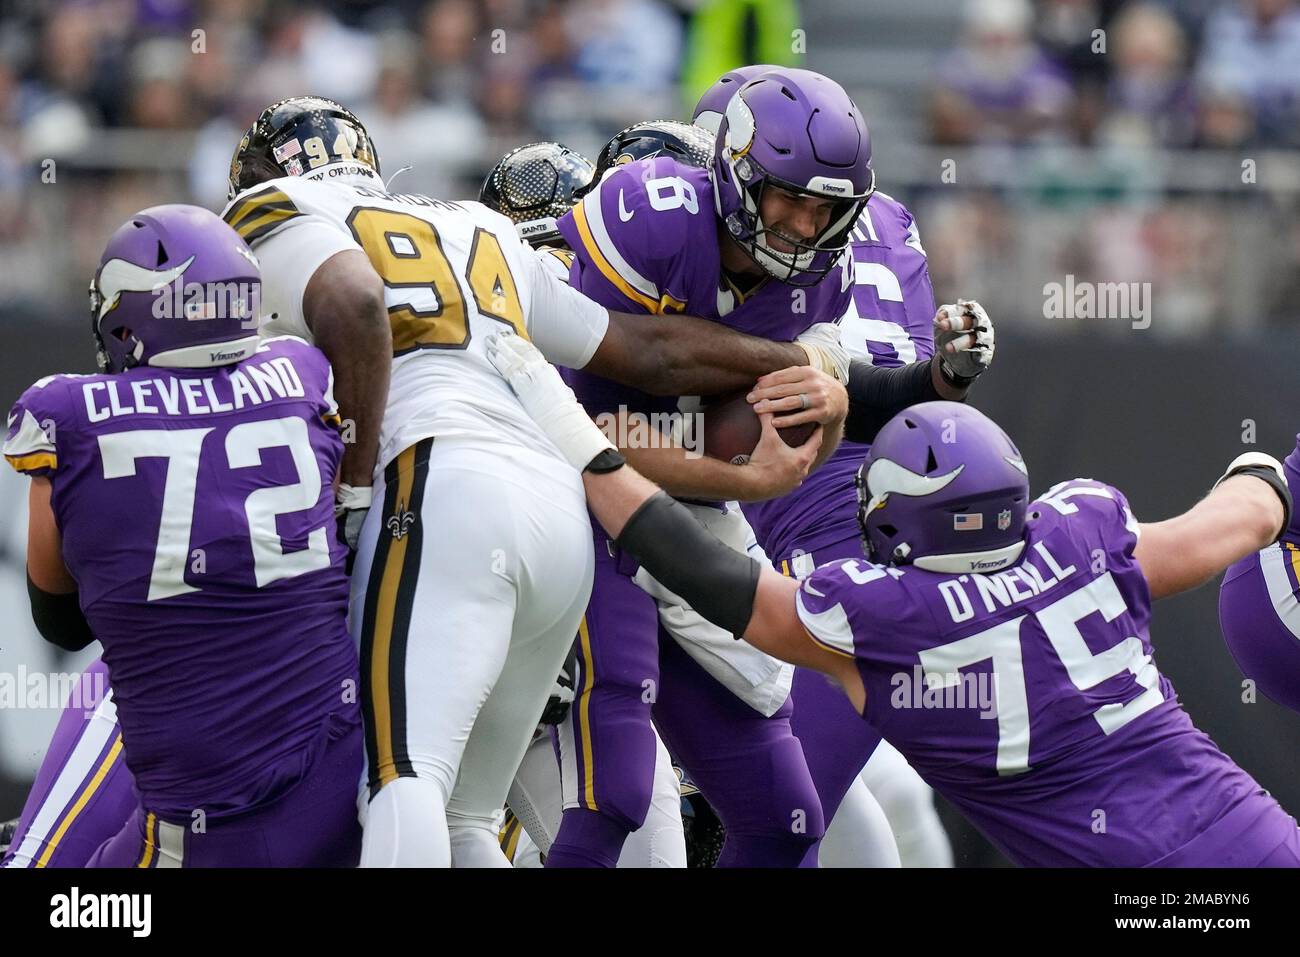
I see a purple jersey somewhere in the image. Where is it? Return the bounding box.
[1283,435,1300,542]
[557,155,854,417]
[4,336,357,820]
[796,478,1296,866]
[745,194,936,562]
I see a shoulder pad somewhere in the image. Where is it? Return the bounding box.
[4,376,77,476]
[559,158,708,314]
[222,180,311,245]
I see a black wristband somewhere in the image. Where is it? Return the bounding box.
[615,492,761,639]
[1228,466,1294,542]
[27,575,96,652]
[585,448,627,474]
[939,356,979,389]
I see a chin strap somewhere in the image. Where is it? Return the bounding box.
[911,540,1028,575]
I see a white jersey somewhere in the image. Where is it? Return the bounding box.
[221,164,609,474]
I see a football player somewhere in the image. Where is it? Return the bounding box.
[4,206,364,866]
[223,96,861,868]
[492,334,1300,866]
[1218,433,1300,714]
[3,98,840,871]
[483,139,691,867]
[542,68,870,868]
[696,64,971,867]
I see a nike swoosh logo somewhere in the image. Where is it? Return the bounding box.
[618,190,634,222]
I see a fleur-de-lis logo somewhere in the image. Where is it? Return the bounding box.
[387,500,416,540]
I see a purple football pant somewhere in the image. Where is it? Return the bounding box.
[1219,544,1300,714]
[777,535,886,868]
[86,709,363,867]
[547,524,822,867]
[2,660,137,868]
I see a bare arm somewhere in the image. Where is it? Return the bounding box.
[584,310,812,397]
[26,477,95,652]
[618,410,821,502]
[27,477,75,593]
[1133,473,1286,600]
[580,457,864,704]
[488,331,865,704]
[302,250,392,489]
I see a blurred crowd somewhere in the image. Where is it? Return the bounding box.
[2,0,1300,333]
[933,0,1300,151]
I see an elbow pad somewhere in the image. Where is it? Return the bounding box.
[615,492,761,638]
[27,575,96,652]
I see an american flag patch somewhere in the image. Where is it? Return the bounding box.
[954,513,983,531]
[272,138,302,162]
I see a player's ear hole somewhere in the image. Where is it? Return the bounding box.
[110,326,132,342]
[878,524,898,537]
[926,447,938,472]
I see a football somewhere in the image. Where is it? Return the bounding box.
[700,389,818,464]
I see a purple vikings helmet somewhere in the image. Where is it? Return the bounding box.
[709,68,875,285]
[89,205,262,373]
[857,402,1031,574]
[691,64,778,135]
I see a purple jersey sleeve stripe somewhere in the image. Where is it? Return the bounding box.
[568,201,662,313]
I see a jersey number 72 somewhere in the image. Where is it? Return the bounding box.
[99,415,331,600]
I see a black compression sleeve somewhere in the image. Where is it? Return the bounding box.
[844,358,944,444]
[614,492,761,638]
[27,575,96,652]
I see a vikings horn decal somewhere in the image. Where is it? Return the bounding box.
[724,92,756,159]
[864,459,965,513]
[95,256,196,319]
[1004,455,1028,475]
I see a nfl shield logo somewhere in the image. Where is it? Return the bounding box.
[997,509,1012,531]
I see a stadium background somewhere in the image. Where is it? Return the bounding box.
[0,0,1297,866]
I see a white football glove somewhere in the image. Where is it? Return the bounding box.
[334,483,373,552]
[486,332,617,471]
[795,322,851,382]
[935,298,995,384]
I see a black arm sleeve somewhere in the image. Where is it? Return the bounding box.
[27,575,96,652]
[614,492,761,639]
[844,358,946,444]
